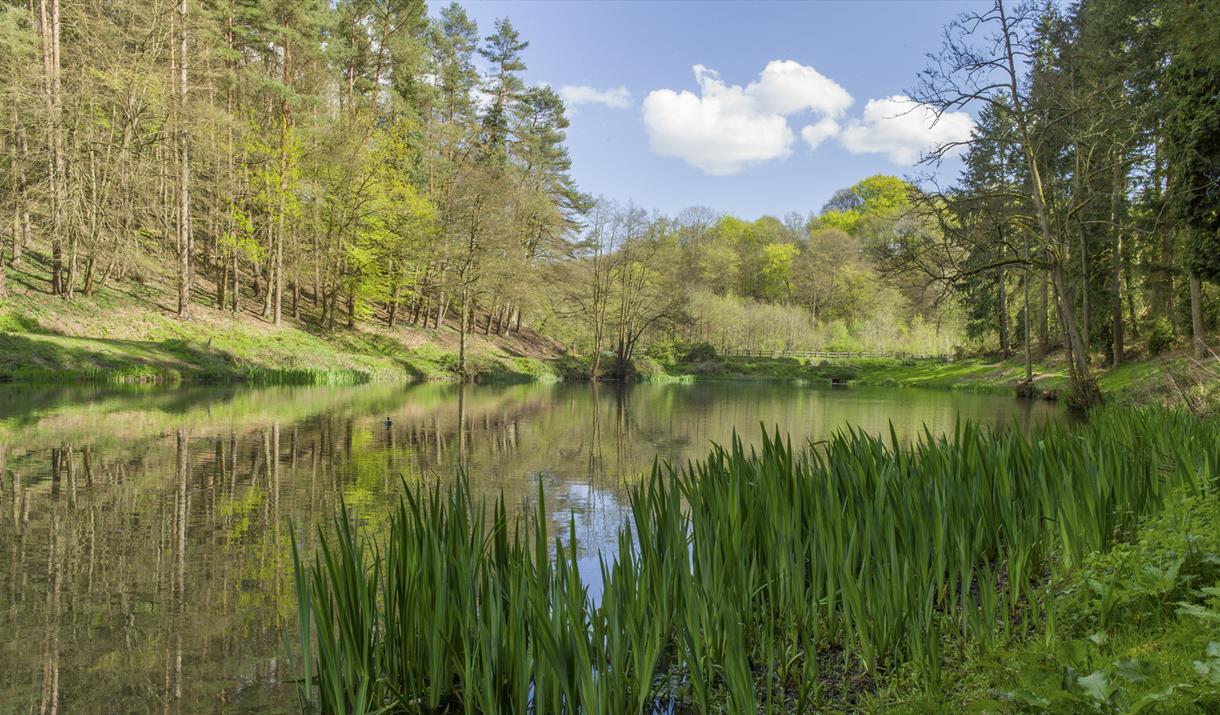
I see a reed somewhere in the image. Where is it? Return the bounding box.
[293,407,1219,713]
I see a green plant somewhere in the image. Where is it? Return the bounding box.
[1148,318,1176,355]
[683,342,718,363]
[293,408,1220,713]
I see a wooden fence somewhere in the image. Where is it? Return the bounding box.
[720,349,948,361]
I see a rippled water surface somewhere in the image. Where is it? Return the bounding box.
[0,381,1061,713]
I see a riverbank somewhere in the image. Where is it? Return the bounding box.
[4,270,1216,415]
[645,347,1220,414]
[0,262,563,385]
[851,352,1220,411]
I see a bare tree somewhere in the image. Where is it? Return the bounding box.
[915,0,1102,406]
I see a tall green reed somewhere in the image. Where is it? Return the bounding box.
[293,407,1219,713]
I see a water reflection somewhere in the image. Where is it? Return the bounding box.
[0,381,1058,713]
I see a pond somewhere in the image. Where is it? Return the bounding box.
[0,381,1060,714]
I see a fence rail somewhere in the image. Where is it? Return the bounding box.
[720,349,948,361]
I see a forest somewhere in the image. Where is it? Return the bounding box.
[1,0,1215,405]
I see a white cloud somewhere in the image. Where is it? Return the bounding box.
[747,60,853,117]
[800,117,841,150]
[838,95,975,165]
[559,84,631,109]
[643,61,853,175]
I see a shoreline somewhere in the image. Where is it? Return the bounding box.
[2,329,1216,416]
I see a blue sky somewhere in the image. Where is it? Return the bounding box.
[449,0,983,220]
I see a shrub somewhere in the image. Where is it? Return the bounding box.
[554,353,592,381]
[1147,318,1175,355]
[678,359,726,377]
[682,342,718,363]
[437,351,494,381]
[626,355,665,380]
[644,340,682,367]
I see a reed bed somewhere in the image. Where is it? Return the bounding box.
[292,408,1219,713]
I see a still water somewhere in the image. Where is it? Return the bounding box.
[0,381,1059,714]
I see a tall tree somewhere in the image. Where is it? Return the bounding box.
[176,0,192,318]
[917,0,1102,406]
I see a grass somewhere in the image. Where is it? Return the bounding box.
[851,352,1220,415]
[0,282,560,386]
[292,407,1220,713]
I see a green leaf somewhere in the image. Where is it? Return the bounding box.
[1007,689,1050,707]
[1076,671,1113,704]
[1127,685,1178,714]
[1113,657,1153,683]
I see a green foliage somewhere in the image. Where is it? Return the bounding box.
[683,341,718,363]
[550,352,592,381]
[624,354,665,380]
[1148,318,1176,355]
[948,492,1220,714]
[294,408,1220,713]
[816,175,913,236]
[757,242,799,301]
[1164,0,1220,285]
[643,339,717,367]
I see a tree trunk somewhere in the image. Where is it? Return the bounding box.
[176,0,192,319]
[261,262,272,317]
[1019,234,1029,380]
[1159,230,1175,327]
[1052,264,1101,406]
[998,269,1010,358]
[346,289,356,329]
[1110,158,1124,366]
[272,33,291,327]
[458,286,469,380]
[1078,230,1090,360]
[1124,262,1138,339]
[39,0,65,296]
[230,252,239,314]
[82,255,95,296]
[412,292,426,326]
[9,108,27,267]
[1111,233,1124,367]
[1190,274,1205,360]
[272,147,285,326]
[435,292,447,330]
[217,259,227,308]
[1038,272,1050,354]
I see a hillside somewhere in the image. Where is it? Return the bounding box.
[0,249,564,385]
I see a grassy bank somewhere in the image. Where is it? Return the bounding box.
[4,265,1214,405]
[293,407,1220,713]
[639,341,1219,414]
[0,264,561,385]
[851,353,1220,414]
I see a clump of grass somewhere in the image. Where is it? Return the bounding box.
[240,367,371,386]
[293,408,1220,713]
